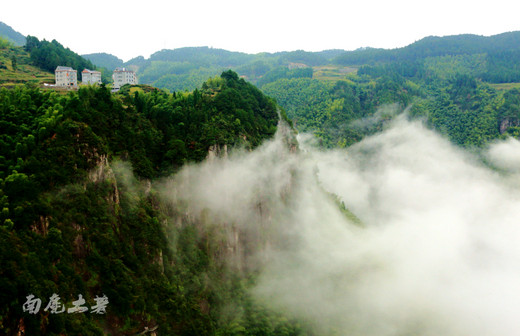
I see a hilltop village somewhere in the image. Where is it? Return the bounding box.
[54,66,137,91]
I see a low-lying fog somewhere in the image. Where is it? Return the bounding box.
[160,117,520,335]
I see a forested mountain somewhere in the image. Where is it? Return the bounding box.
[133,47,328,92]
[25,36,97,75]
[24,36,115,83]
[333,31,520,65]
[257,32,520,148]
[149,47,255,66]
[82,52,124,71]
[0,71,300,335]
[0,22,26,46]
[80,31,520,107]
[264,64,520,148]
[83,47,339,92]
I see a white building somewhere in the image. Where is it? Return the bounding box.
[82,69,102,85]
[112,67,138,90]
[55,66,77,88]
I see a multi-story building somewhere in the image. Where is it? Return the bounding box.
[112,67,138,90]
[82,69,102,85]
[55,66,77,88]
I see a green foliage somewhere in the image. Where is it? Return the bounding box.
[263,75,415,147]
[150,47,255,66]
[153,67,222,92]
[421,75,501,147]
[0,43,54,86]
[423,54,487,80]
[25,36,96,74]
[262,33,520,149]
[334,32,520,66]
[0,36,13,49]
[482,50,520,83]
[0,72,291,334]
[10,55,17,71]
[257,66,313,88]
[277,49,328,66]
[127,47,339,92]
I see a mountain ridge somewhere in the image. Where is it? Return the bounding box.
[0,22,26,46]
[334,31,520,65]
[78,31,520,70]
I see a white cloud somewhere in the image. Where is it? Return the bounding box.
[159,119,520,335]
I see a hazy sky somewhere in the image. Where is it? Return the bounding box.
[2,0,519,61]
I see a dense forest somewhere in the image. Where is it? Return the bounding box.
[24,36,96,75]
[261,33,520,148]
[262,69,520,148]
[24,35,113,83]
[0,71,304,335]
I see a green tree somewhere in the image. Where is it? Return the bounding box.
[10,55,17,71]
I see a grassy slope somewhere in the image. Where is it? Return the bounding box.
[312,65,358,82]
[489,82,520,93]
[0,45,54,87]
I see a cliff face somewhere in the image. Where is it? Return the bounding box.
[499,117,520,134]
[165,120,298,268]
[207,143,228,161]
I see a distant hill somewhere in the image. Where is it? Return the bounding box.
[82,52,124,71]
[316,49,348,61]
[0,21,26,46]
[128,47,346,92]
[333,31,520,65]
[150,46,254,65]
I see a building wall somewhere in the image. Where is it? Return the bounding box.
[112,68,138,90]
[82,71,102,85]
[55,70,77,87]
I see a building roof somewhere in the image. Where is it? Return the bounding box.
[56,66,76,72]
[114,67,135,73]
[82,69,101,74]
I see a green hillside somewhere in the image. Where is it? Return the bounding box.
[25,36,97,74]
[0,39,54,87]
[261,32,520,148]
[332,32,520,83]
[97,47,341,92]
[81,31,520,105]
